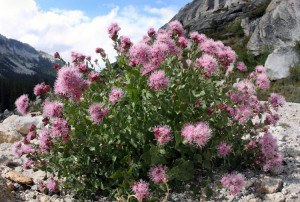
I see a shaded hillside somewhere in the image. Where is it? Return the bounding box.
[0,35,56,112]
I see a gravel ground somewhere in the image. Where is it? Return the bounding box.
[0,103,299,202]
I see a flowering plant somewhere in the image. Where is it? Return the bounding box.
[13,21,285,200]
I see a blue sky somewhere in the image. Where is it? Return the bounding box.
[0,0,191,62]
[35,0,191,17]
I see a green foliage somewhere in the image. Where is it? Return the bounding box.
[24,25,282,200]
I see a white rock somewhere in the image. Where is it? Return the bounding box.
[264,192,285,202]
[265,46,300,80]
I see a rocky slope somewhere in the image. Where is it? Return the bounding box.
[169,0,300,80]
[0,103,299,201]
[0,34,56,112]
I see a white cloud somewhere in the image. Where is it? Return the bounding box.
[0,0,177,65]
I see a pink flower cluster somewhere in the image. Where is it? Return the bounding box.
[43,102,63,118]
[54,67,88,101]
[89,103,109,124]
[34,82,50,96]
[131,180,150,201]
[268,93,285,111]
[39,129,52,153]
[181,122,211,148]
[236,62,247,72]
[191,35,236,70]
[148,70,169,91]
[217,141,231,157]
[220,172,245,195]
[149,165,168,184]
[167,20,185,37]
[259,133,283,172]
[109,88,123,104]
[153,125,172,145]
[52,118,70,142]
[195,54,218,76]
[12,141,35,158]
[46,178,59,193]
[108,22,120,39]
[15,94,29,115]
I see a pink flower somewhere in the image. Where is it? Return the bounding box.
[181,122,211,148]
[88,72,100,82]
[12,141,22,157]
[120,36,132,53]
[43,102,63,118]
[28,124,36,132]
[181,124,195,143]
[34,82,50,96]
[189,32,207,44]
[236,62,247,72]
[95,47,106,58]
[195,54,218,76]
[52,118,70,142]
[46,178,59,193]
[268,93,285,111]
[220,173,245,195]
[129,43,150,65]
[167,20,185,37]
[54,52,60,58]
[147,27,156,37]
[54,67,88,101]
[131,180,150,201]
[178,36,188,48]
[89,103,109,124]
[217,142,231,157]
[149,165,168,184]
[39,129,52,153]
[256,73,270,90]
[15,94,29,115]
[23,159,34,170]
[141,62,159,75]
[109,88,123,104]
[259,133,283,172]
[148,70,169,91]
[255,65,266,74]
[21,144,35,154]
[150,42,169,66]
[153,125,172,145]
[107,22,120,39]
[156,32,179,54]
[78,64,88,73]
[26,131,37,142]
[236,80,255,95]
[193,122,212,148]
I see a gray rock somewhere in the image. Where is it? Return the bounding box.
[0,175,14,201]
[248,0,300,53]
[265,46,300,80]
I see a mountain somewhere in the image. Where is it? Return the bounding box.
[0,34,56,112]
[168,0,300,80]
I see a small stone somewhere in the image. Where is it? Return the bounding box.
[264,192,285,202]
[259,177,283,194]
[40,195,51,202]
[6,180,15,191]
[248,198,261,202]
[5,170,33,185]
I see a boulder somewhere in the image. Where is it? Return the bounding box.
[265,46,300,80]
[0,113,43,143]
[248,0,300,52]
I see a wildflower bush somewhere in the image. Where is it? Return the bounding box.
[13,21,285,200]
